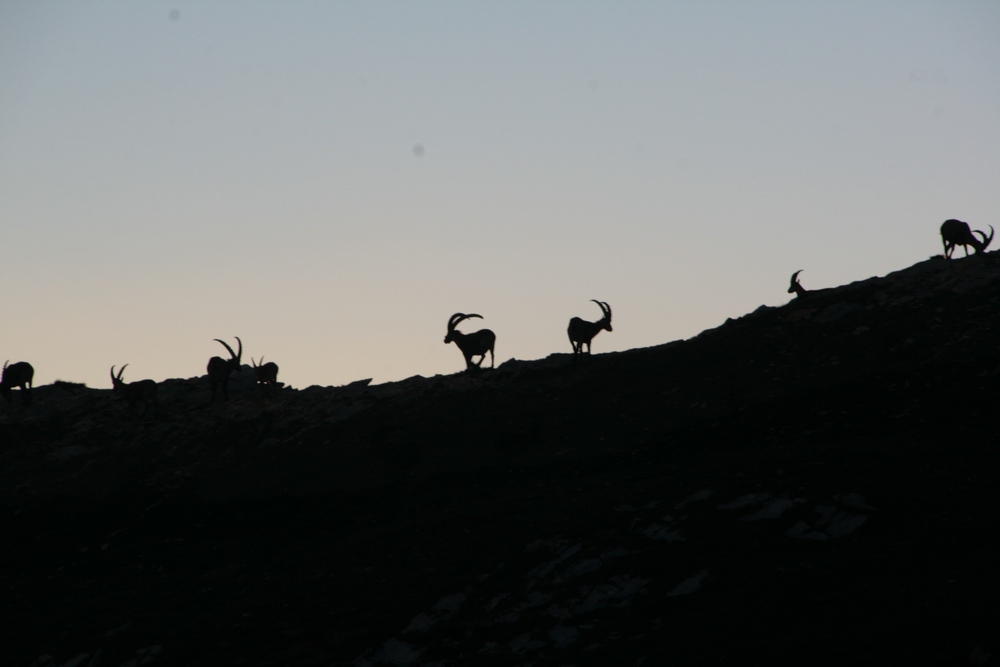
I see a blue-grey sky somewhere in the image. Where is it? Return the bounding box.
[2,1,998,390]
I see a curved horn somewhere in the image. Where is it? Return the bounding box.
[448,313,482,331]
[591,299,611,321]
[976,225,995,250]
[234,336,242,361]
[111,364,127,384]
[214,338,237,359]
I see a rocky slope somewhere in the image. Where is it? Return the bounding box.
[3,253,1000,666]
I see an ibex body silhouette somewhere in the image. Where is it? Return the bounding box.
[568,300,612,355]
[207,337,242,401]
[251,357,279,396]
[1,360,34,406]
[445,313,496,370]
[941,219,994,258]
[110,365,159,417]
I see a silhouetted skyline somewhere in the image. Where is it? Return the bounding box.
[3,2,998,389]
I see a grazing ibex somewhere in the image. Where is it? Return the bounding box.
[568,300,612,355]
[251,357,279,396]
[941,219,994,258]
[1,360,34,406]
[110,365,159,416]
[445,313,496,370]
[207,337,242,401]
[788,270,808,299]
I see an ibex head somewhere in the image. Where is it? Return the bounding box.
[941,219,994,258]
[592,300,612,332]
[788,270,807,298]
[213,337,242,368]
[445,313,483,344]
[110,364,129,389]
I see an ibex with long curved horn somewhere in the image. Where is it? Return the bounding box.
[941,219,994,258]
[251,357,279,396]
[1,360,34,406]
[445,313,496,370]
[207,337,242,401]
[788,270,808,299]
[110,365,159,416]
[568,300,612,355]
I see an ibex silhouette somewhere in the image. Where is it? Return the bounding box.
[207,337,242,401]
[445,313,496,370]
[568,300,612,355]
[1,360,34,406]
[941,219,994,258]
[110,365,159,416]
[788,270,808,299]
[251,357,279,396]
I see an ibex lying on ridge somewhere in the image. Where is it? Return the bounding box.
[568,300,612,355]
[251,357,279,396]
[110,365,158,416]
[1,360,34,406]
[941,219,994,258]
[445,313,496,370]
[207,337,242,400]
[788,270,808,299]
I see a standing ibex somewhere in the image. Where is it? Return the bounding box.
[445,313,496,370]
[207,337,242,401]
[788,270,808,299]
[941,219,994,258]
[251,357,279,396]
[110,365,159,416]
[1,360,34,406]
[568,300,612,355]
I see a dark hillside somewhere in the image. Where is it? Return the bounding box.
[3,254,1000,666]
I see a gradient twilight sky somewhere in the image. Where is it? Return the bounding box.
[2,1,999,391]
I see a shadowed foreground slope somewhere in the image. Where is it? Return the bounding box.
[3,254,1000,666]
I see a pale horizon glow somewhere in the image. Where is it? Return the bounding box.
[2,2,999,390]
